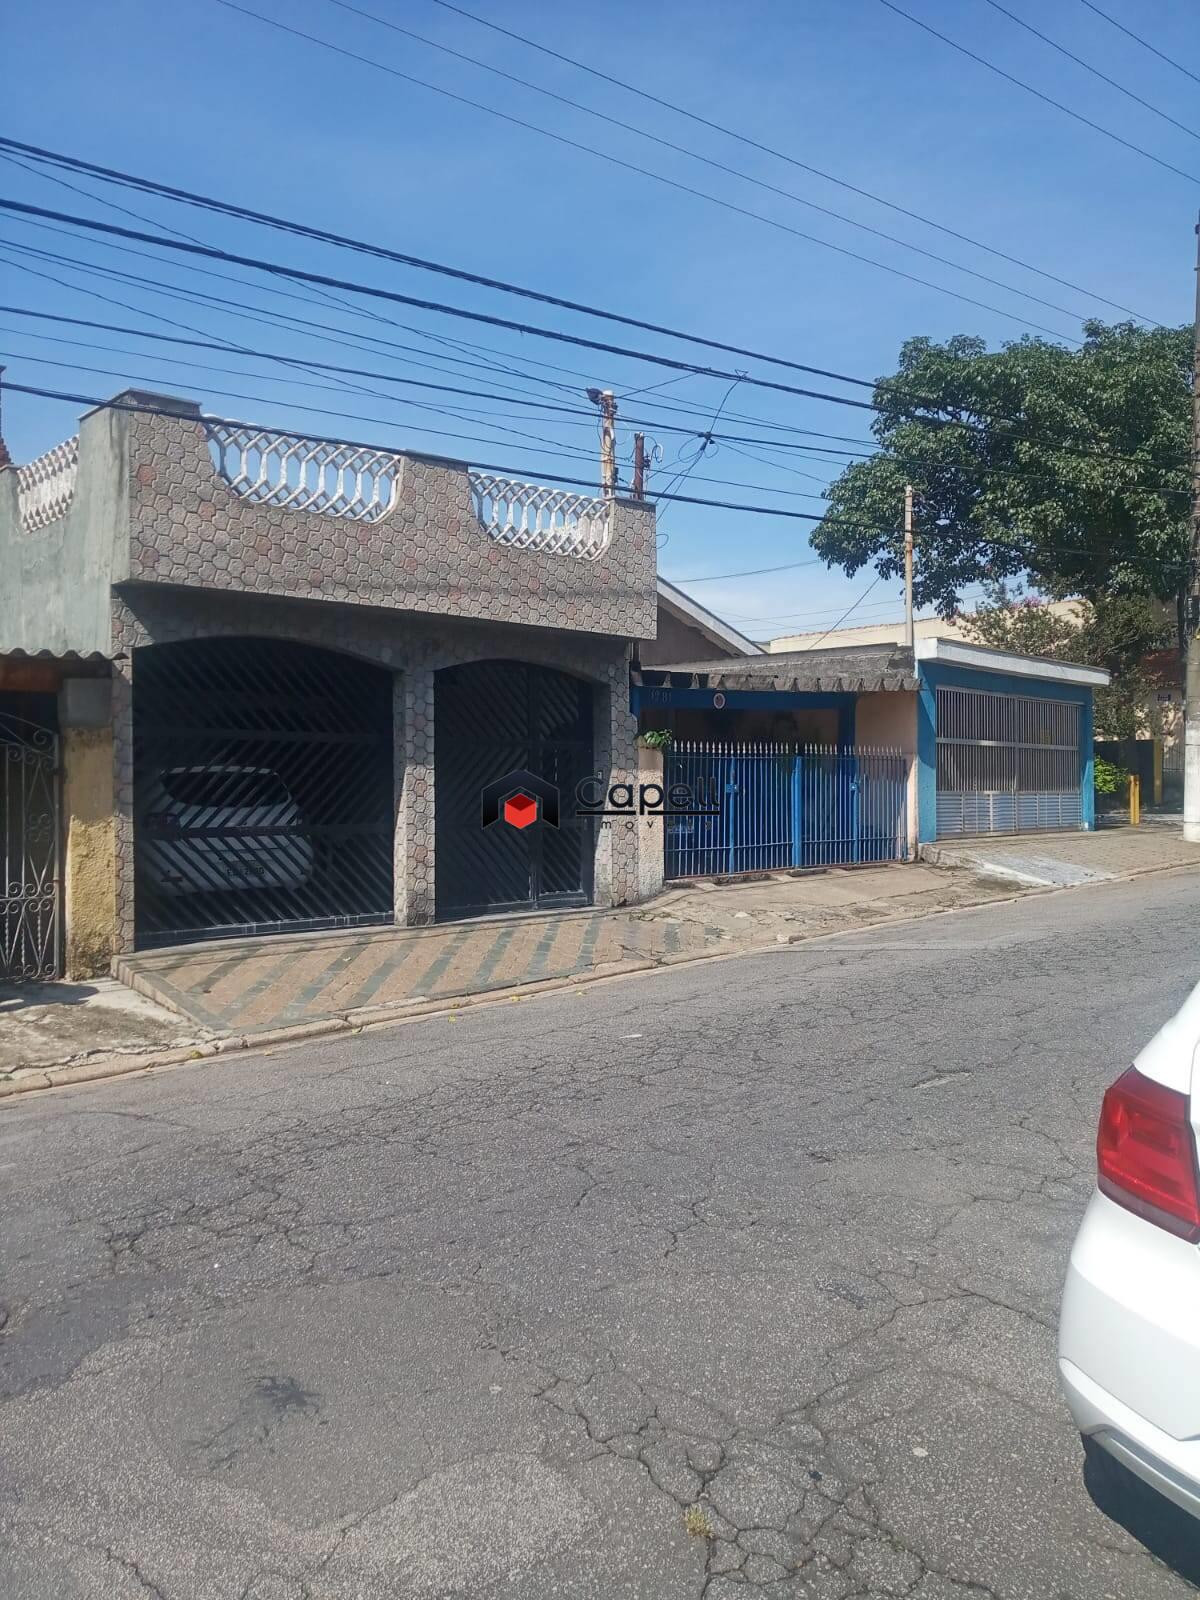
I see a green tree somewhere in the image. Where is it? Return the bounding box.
[962,586,1174,740]
[811,322,1192,645]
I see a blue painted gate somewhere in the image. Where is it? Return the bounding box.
[664,742,909,880]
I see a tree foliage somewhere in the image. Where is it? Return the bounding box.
[811,322,1192,636]
[962,586,1174,740]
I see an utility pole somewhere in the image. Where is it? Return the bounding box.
[587,387,618,496]
[632,432,647,499]
[903,482,915,653]
[1185,215,1200,841]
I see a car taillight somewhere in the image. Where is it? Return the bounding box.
[1097,1065,1200,1241]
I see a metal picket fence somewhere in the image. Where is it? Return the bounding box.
[663,742,910,880]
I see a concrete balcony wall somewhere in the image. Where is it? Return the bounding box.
[0,391,659,656]
[123,398,657,639]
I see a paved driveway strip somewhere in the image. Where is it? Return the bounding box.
[2,872,1200,1596]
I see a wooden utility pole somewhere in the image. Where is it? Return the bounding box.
[903,482,915,653]
[1185,216,1200,841]
[632,432,647,499]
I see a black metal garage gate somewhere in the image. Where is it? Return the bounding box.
[435,661,594,919]
[133,638,394,947]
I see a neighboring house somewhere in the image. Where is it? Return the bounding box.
[635,616,1108,855]
[0,389,660,979]
[764,600,1085,654]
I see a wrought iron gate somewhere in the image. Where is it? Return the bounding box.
[133,638,394,947]
[1,712,61,981]
[435,661,593,918]
[664,742,909,880]
[935,686,1082,837]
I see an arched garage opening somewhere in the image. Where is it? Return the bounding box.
[133,637,394,947]
[435,660,594,919]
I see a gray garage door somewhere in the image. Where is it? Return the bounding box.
[935,685,1082,837]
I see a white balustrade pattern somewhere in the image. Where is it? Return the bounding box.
[206,422,402,522]
[469,473,611,559]
[17,436,79,534]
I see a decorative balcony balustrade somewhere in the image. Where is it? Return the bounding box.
[468,473,611,560]
[17,436,79,534]
[206,422,402,523]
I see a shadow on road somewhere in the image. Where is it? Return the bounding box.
[1083,1439,1200,1588]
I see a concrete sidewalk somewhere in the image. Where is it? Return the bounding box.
[921,822,1200,887]
[114,861,1008,1045]
[6,828,1198,1093]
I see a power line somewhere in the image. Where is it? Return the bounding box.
[0,194,884,411]
[421,0,1159,326]
[1077,0,1200,92]
[4,379,1189,584]
[0,134,881,391]
[981,0,1200,144]
[878,0,1199,185]
[3,195,1191,492]
[796,573,887,651]
[4,260,1190,499]
[0,377,897,542]
[2,142,1188,476]
[311,0,1108,334]
[203,0,1084,343]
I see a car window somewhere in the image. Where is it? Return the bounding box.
[160,770,293,809]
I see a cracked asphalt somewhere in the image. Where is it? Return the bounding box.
[3,870,1200,1598]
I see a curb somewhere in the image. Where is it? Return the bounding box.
[6,856,1200,1103]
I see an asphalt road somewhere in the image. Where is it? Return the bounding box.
[3,872,1200,1599]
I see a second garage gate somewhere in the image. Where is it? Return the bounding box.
[915,639,1105,842]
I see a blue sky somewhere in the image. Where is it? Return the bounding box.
[1,0,1195,639]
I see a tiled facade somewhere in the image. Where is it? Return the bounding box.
[109,584,642,955]
[0,389,658,958]
[123,402,657,641]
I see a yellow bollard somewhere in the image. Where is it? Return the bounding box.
[1129,773,1141,827]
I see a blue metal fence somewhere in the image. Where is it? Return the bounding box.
[663,742,910,880]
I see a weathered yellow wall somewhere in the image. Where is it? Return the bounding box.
[62,724,116,979]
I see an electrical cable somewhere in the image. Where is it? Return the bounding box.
[315,0,1109,332]
[1077,0,1200,90]
[422,0,1159,325]
[0,134,882,389]
[980,0,1200,144]
[1,202,1189,489]
[3,379,1188,585]
[203,0,1081,343]
[878,0,1199,185]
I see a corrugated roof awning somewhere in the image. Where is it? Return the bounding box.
[634,644,919,695]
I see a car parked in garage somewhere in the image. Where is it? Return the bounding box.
[139,765,314,898]
[1059,981,1200,1521]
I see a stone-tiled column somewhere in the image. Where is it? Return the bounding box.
[395,664,436,925]
[592,650,642,908]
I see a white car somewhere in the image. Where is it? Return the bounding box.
[139,765,314,897]
[1059,980,1200,1520]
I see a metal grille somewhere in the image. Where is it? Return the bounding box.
[435,662,593,918]
[133,639,394,947]
[1,713,61,981]
[664,743,909,880]
[935,685,1082,837]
